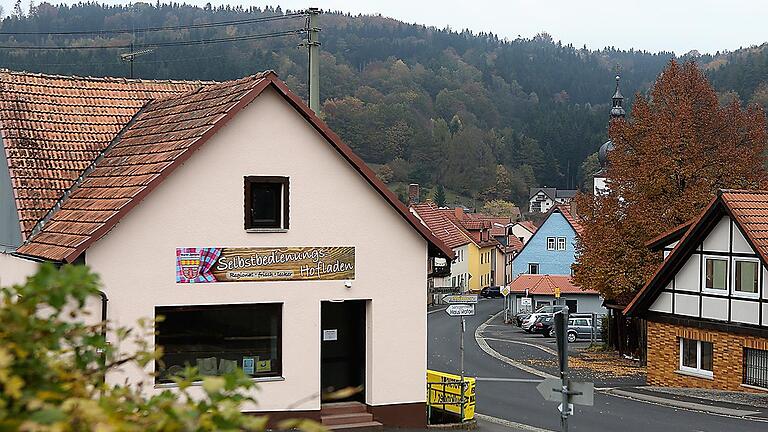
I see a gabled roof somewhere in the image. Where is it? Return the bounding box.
[512,205,582,260]
[8,71,453,262]
[508,274,598,296]
[0,70,209,239]
[624,190,768,316]
[555,189,577,199]
[645,220,693,251]
[515,220,538,234]
[411,202,471,249]
[529,187,556,201]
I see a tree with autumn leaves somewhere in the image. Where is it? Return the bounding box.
[573,60,768,304]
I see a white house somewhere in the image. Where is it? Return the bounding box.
[528,188,577,214]
[0,70,452,427]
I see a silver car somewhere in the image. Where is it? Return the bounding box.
[566,316,602,343]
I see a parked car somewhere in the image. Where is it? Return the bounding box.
[521,305,566,332]
[532,314,555,337]
[566,316,603,343]
[514,312,531,327]
[481,286,502,298]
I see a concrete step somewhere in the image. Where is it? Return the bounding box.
[325,421,383,431]
[322,413,374,426]
[321,401,367,416]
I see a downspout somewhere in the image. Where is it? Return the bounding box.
[98,290,108,384]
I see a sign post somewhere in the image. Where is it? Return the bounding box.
[501,285,511,322]
[443,291,476,423]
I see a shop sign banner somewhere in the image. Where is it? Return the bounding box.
[427,369,476,421]
[176,247,355,283]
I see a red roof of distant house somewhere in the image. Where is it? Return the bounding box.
[508,274,597,296]
[505,236,524,253]
[517,220,538,234]
[8,71,453,262]
[411,202,472,249]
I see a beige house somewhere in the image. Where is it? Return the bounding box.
[0,71,452,427]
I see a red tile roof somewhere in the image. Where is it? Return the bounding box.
[556,205,583,235]
[517,220,538,234]
[505,236,524,253]
[411,202,471,249]
[0,70,209,239]
[508,274,597,295]
[9,71,453,262]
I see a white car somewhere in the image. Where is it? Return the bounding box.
[521,305,566,332]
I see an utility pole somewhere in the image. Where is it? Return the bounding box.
[306,8,321,113]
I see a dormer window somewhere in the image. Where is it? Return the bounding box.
[245,176,289,231]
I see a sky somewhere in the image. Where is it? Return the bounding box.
[5,0,767,54]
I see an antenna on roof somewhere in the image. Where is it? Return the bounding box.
[120,44,154,78]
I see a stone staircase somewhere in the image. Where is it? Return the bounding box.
[321,402,383,431]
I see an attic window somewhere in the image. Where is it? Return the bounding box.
[245,177,289,231]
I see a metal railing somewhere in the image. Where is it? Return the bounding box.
[426,378,475,424]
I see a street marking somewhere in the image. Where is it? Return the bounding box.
[474,311,557,379]
[427,307,446,315]
[475,377,541,383]
[475,413,554,432]
[481,336,558,356]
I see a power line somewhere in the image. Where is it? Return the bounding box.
[0,28,306,50]
[0,12,307,36]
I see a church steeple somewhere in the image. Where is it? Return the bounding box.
[610,75,625,119]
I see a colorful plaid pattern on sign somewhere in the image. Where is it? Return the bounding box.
[176,248,222,283]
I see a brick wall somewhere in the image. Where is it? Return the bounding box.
[647,320,768,392]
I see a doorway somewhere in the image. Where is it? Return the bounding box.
[565,299,578,313]
[321,300,366,403]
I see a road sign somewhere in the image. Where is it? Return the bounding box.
[430,285,461,294]
[443,294,478,304]
[554,286,561,298]
[537,379,594,405]
[500,285,511,297]
[445,304,475,316]
[558,403,574,415]
[536,377,562,402]
[521,297,532,307]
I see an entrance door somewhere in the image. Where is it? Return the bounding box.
[321,300,366,402]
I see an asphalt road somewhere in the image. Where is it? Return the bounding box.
[428,297,768,432]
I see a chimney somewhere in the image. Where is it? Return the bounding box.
[454,207,464,220]
[408,183,420,206]
[569,198,578,219]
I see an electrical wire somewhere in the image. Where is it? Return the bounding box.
[0,28,306,50]
[0,12,307,36]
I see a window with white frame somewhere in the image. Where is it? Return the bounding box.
[547,237,556,250]
[557,237,566,251]
[679,338,713,377]
[733,258,759,297]
[703,256,728,293]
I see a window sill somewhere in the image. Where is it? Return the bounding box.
[245,228,288,233]
[154,376,285,389]
[675,369,713,380]
[741,383,768,392]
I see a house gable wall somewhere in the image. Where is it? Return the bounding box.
[0,135,22,251]
[84,87,429,411]
[511,212,576,279]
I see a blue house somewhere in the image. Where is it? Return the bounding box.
[511,206,582,279]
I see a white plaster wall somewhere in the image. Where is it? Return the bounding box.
[731,300,760,325]
[732,226,755,254]
[0,252,38,286]
[674,254,700,292]
[510,225,533,245]
[648,291,672,313]
[673,293,699,317]
[85,88,428,411]
[763,266,768,300]
[763,304,768,326]
[702,217,730,252]
[450,244,469,285]
[701,296,728,321]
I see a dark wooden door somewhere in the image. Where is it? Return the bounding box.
[321,300,366,402]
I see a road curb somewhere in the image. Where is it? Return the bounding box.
[474,311,556,379]
[475,413,553,432]
[607,388,767,421]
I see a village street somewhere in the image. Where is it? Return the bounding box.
[428,298,768,432]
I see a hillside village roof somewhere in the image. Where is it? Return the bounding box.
[529,187,577,201]
[411,202,472,249]
[516,220,538,234]
[0,70,210,238]
[508,274,597,296]
[4,70,453,262]
[625,190,768,316]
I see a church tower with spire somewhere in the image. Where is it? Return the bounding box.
[594,75,625,195]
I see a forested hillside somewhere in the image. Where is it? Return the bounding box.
[0,3,683,206]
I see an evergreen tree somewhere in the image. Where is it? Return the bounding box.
[434,184,447,207]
